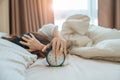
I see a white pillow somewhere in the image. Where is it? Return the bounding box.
[87,25,120,45]
[0,39,37,80]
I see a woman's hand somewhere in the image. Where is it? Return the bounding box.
[51,36,67,55]
[19,33,45,52]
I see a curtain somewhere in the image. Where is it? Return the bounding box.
[98,0,120,29]
[10,0,54,35]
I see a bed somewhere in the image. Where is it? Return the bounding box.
[0,13,120,80]
[0,24,120,80]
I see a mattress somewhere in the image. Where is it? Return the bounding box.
[26,55,120,80]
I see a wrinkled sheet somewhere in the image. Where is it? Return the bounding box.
[26,55,120,80]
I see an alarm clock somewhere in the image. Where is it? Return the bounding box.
[46,46,66,67]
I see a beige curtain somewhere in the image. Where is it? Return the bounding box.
[10,0,54,35]
[98,0,120,29]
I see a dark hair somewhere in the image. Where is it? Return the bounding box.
[2,32,50,58]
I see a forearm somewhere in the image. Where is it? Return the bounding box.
[52,26,63,38]
[37,43,46,51]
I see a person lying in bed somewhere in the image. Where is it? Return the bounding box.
[2,24,67,58]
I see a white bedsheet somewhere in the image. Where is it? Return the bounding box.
[26,55,120,80]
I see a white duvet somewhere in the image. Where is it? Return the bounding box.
[69,25,120,62]
[61,14,120,62]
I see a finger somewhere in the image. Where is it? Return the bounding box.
[56,40,61,54]
[26,49,33,52]
[42,45,47,52]
[62,42,67,55]
[42,43,51,52]
[52,40,57,54]
[64,48,67,56]
[19,41,29,46]
[30,33,35,38]
[22,36,29,42]
[59,42,64,55]
[23,34,31,39]
[63,42,67,56]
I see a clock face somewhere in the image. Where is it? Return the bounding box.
[46,50,65,67]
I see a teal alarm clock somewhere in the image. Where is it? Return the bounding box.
[46,46,66,67]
